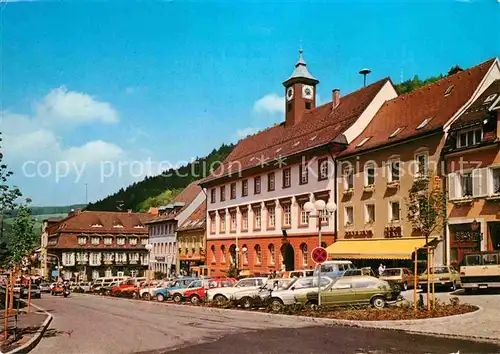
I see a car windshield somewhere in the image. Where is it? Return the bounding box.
[382,269,402,276]
[189,280,202,288]
[423,267,449,274]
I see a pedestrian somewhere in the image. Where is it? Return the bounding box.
[378,263,386,276]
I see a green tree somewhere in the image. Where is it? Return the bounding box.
[7,200,39,265]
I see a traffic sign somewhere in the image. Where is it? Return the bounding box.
[311,247,328,264]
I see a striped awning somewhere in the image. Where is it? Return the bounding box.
[326,238,430,260]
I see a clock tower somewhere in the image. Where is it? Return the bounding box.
[283,48,319,126]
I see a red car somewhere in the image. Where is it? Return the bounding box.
[111,278,146,296]
[183,277,236,305]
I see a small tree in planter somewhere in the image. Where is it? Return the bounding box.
[405,173,446,311]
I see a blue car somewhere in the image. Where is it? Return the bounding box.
[155,277,198,302]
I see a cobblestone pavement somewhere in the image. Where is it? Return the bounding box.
[0,309,48,352]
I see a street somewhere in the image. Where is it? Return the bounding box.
[31,294,500,354]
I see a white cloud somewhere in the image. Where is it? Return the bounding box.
[253,93,284,115]
[35,86,118,126]
[236,127,258,139]
[62,141,124,165]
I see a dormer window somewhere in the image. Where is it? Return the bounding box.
[416,117,432,130]
[356,136,371,148]
[133,225,144,228]
[457,128,482,148]
[444,85,454,96]
[91,224,103,228]
[113,224,124,228]
[484,93,497,104]
[389,127,404,138]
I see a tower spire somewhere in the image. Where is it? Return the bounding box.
[283,47,318,86]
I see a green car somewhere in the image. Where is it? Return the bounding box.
[419,266,461,292]
[294,276,400,310]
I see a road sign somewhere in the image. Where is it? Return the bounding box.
[311,247,328,264]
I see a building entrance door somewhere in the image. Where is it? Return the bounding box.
[281,243,295,271]
[488,222,500,250]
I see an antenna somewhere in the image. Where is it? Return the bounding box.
[359,68,371,87]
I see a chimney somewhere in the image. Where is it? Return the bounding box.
[68,209,75,217]
[332,89,340,109]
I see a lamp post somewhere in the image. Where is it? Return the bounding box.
[145,243,153,297]
[303,200,337,307]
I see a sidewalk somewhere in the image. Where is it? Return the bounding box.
[0,310,50,354]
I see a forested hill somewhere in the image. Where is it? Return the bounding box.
[86,143,234,212]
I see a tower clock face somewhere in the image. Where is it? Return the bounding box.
[286,87,294,101]
[302,85,314,99]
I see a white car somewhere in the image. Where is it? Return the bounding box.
[231,278,294,309]
[267,276,333,312]
[207,277,268,305]
[139,281,170,300]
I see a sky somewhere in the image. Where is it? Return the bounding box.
[0,0,498,206]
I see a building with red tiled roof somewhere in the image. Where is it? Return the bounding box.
[329,57,499,268]
[144,181,205,276]
[176,201,207,275]
[444,78,500,266]
[200,50,398,276]
[43,209,156,281]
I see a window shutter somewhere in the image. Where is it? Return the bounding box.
[479,168,489,196]
[448,173,457,200]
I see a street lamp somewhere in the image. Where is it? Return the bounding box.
[303,200,337,307]
[145,243,153,297]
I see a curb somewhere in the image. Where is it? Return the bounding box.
[0,301,53,354]
[82,293,499,344]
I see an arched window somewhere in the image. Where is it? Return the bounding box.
[221,245,226,263]
[300,243,308,266]
[242,244,248,264]
[254,244,262,264]
[268,244,275,265]
[229,244,236,265]
[211,245,216,263]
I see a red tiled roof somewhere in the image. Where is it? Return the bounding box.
[450,79,500,130]
[339,58,496,157]
[49,210,154,235]
[201,78,391,184]
[145,181,202,224]
[48,233,148,249]
[177,201,206,232]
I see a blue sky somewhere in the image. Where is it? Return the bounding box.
[1,0,498,206]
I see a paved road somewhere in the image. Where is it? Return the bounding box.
[30,294,499,354]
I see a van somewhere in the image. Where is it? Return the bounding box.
[289,270,315,278]
[315,261,354,278]
[91,276,127,289]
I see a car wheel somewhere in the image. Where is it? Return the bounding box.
[403,282,408,291]
[371,296,386,309]
[305,301,318,311]
[105,290,111,296]
[142,293,151,301]
[190,295,201,305]
[214,294,227,306]
[172,294,182,303]
[270,299,284,313]
[240,297,253,309]
[157,294,165,302]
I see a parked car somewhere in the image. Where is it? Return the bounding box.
[232,278,294,309]
[111,277,146,296]
[267,276,333,312]
[314,261,355,279]
[20,284,42,299]
[139,281,170,300]
[39,282,51,293]
[51,283,65,296]
[380,268,415,291]
[419,266,461,291]
[74,282,92,293]
[342,267,376,278]
[289,270,315,278]
[155,277,198,302]
[207,277,268,305]
[295,276,400,310]
[168,279,205,303]
[183,278,236,304]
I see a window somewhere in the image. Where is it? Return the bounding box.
[356,136,371,147]
[90,253,100,265]
[129,238,137,246]
[220,186,226,201]
[210,214,216,234]
[219,212,226,233]
[230,183,236,199]
[242,245,248,264]
[103,237,112,245]
[221,245,226,263]
[117,237,125,245]
[389,160,400,182]
[242,180,248,197]
[283,204,291,227]
[230,210,237,231]
[254,207,262,230]
[268,172,275,191]
[365,204,375,223]
[268,244,275,265]
[390,201,400,222]
[318,158,329,180]
[416,117,432,130]
[389,127,404,138]
[91,237,100,245]
[345,168,354,190]
[415,153,428,178]
[241,209,249,230]
[365,163,375,186]
[210,189,216,203]
[457,128,482,148]
[345,206,353,226]
[267,206,276,229]
[254,176,261,194]
[444,85,454,96]
[460,172,473,197]
[255,245,262,264]
[300,243,308,266]
[492,168,500,195]
[299,163,308,184]
[283,168,291,188]
[211,245,216,263]
[77,236,87,245]
[305,102,311,109]
[300,204,309,226]
[141,238,148,245]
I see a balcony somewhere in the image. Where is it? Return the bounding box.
[451,196,474,205]
[343,188,354,196]
[387,180,400,189]
[363,185,375,193]
[486,193,500,202]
